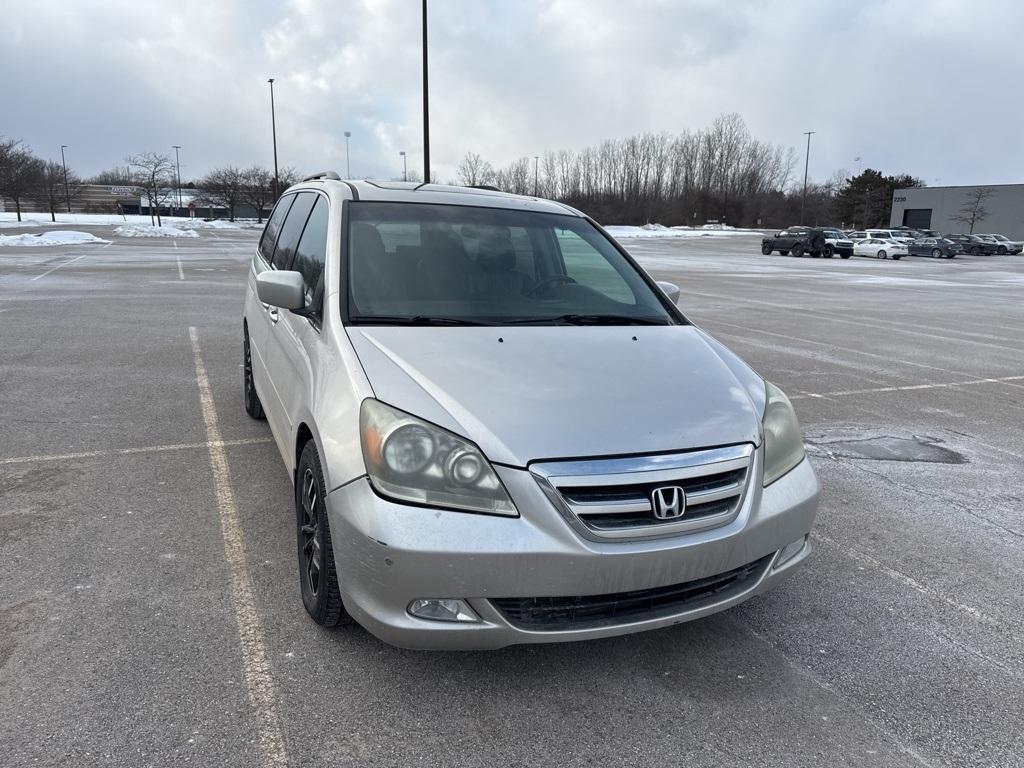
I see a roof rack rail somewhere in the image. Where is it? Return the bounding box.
[468,184,501,192]
[302,171,341,182]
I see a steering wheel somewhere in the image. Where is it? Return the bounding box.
[526,275,577,297]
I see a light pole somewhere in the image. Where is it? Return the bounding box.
[268,78,279,198]
[171,145,182,211]
[59,145,71,213]
[533,155,539,196]
[422,0,430,184]
[344,131,352,178]
[800,131,815,225]
[399,151,407,182]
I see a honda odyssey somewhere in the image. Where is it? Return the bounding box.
[242,175,820,649]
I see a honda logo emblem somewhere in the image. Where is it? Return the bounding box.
[651,486,686,520]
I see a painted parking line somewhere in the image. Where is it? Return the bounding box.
[792,375,1024,400]
[30,254,85,281]
[176,246,184,280]
[188,326,288,768]
[0,437,273,466]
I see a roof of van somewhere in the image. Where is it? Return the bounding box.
[289,178,585,217]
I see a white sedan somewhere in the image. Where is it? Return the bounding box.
[852,237,907,260]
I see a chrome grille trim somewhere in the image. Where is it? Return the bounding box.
[530,444,755,541]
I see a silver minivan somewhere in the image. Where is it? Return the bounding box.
[243,177,820,649]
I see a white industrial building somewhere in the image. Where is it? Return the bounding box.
[890,184,1024,239]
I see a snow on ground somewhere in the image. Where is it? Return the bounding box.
[0,230,111,247]
[113,224,200,238]
[0,211,260,229]
[604,223,769,239]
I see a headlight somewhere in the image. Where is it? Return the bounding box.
[359,399,517,516]
[762,382,806,486]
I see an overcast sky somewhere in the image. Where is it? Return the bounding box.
[3,0,1022,187]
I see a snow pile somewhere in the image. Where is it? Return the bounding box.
[114,224,200,238]
[604,225,768,239]
[0,219,42,229]
[0,230,110,247]
[171,218,246,230]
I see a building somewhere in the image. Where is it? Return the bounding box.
[890,184,1024,238]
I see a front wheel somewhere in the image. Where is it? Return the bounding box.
[970,246,980,256]
[243,329,265,420]
[824,245,834,258]
[877,250,888,259]
[296,441,351,628]
[761,243,773,255]
[931,248,942,259]
[997,246,1007,255]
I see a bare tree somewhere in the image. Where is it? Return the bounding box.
[0,140,44,221]
[457,152,494,187]
[31,160,81,222]
[952,187,994,234]
[89,166,136,185]
[197,166,245,221]
[238,166,274,223]
[128,152,176,225]
[278,166,301,193]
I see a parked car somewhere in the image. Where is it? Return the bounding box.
[944,234,999,256]
[907,237,960,259]
[852,237,907,259]
[846,229,912,243]
[761,226,852,258]
[977,234,1023,255]
[243,176,820,649]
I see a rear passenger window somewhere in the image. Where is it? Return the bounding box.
[271,192,317,270]
[259,194,294,261]
[291,196,329,310]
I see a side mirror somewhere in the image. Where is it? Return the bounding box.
[656,281,681,305]
[257,270,306,311]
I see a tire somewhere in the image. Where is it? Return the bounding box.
[840,252,851,259]
[947,254,955,259]
[970,246,980,256]
[824,245,834,258]
[243,329,265,420]
[296,440,351,627]
[761,243,772,255]
[931,248,942,259]
[791,244,804,257]
[892,254,903,260]
[997,246,1007,255]
[877,250,887,259]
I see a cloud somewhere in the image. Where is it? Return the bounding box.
[1,0,1020,186]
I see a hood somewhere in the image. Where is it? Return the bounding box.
[346,325,764,467]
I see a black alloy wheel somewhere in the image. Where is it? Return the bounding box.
[296,441,349,627]
[243,330,265,420]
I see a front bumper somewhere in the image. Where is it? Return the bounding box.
[326,453,819,650]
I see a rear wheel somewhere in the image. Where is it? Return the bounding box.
[877,250,887,259]
[296,441,350,628]
[761,242,772,255]
[243,329,265,420]
[824,245,834,258]
[791,244,804,257]
[931,248,942,259]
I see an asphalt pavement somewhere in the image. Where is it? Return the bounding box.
[0,225,1021,768]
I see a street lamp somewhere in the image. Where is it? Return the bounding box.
[171,145,182,211]
[59,145,71,214]
[268,78,279,198]
[344,131,352,178]
[800,131,815,225]
[399,150,407,182]
[422,0,430,184]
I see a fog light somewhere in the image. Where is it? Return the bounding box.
[408,598,479,623]
[775,535,808,568]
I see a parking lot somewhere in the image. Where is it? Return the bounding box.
[1,227,1021,768]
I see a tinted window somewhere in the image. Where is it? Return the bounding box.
[292,196,329,308]
[271,192,317,270]
[346,202,675,325]
[259,194,295,260]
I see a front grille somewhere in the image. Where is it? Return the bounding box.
[491,555,772,631]
[561,467,746,531]
[530,444,754,540]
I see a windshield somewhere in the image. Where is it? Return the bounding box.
[345,202,677,326]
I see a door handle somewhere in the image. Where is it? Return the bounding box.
[268,307,279,324]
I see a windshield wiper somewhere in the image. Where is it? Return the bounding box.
[509,313,669,326]
[349,315,495,326]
